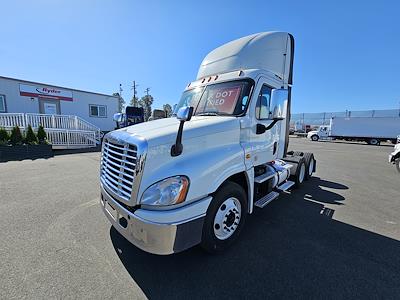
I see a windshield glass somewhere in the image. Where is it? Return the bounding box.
[174,80,253,116]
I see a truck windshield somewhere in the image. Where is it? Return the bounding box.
[174,80,253,116]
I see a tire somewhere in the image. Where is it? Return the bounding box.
[368,138,380,145]
[291,158,306,188]
[311,135,319,141]
[303,152,315,180]
[201,181,247,254]
[396,159,400,173]
[292,151,303,156]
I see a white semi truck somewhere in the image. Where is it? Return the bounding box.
[307,117,400,145]
[100,32,316,255]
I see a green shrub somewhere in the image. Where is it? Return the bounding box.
[25,125,38,145]
[10,126,23,145]
[37,125,47,144]
[0,128,9,145]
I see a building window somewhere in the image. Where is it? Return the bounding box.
[0,95,6,113]
[89,104,107,118]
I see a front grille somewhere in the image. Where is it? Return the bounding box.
[100,138,137,202]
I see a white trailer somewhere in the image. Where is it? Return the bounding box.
[99,32,317,255]
[307,117,400,145]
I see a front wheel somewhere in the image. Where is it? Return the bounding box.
[396,159,400,173]
[201,181,247,254]
[311,135,319,141]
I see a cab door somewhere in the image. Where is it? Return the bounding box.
[247,83,280,167]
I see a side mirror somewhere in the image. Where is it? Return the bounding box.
[176,106,194,121]
[171,106,194,157]
[152,109,167,119]
[113,113,124,123]
[269,89,288,120]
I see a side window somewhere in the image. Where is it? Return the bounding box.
[255,85,272,119]
[0,95,6,112]
[89,104,107,117]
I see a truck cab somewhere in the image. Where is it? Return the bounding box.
[307,125,330,141]
[100,32,316,254]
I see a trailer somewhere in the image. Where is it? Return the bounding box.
[307,117,400,145]
[99,32,317,255]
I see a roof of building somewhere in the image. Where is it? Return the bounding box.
[0,75,119,98]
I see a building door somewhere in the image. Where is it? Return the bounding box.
[39,99,61,115]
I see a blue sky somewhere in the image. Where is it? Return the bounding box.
[1,0,399,113]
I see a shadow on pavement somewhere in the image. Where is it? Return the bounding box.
[110,177,400,299]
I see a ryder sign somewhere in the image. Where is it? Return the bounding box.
[19,84,73,101]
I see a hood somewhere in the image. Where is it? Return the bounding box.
[120,116,240,147]
[307,130,318,136]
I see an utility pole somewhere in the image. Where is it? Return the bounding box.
[144,87,151,97]
[131,81,139,107]
[118,83,124,112]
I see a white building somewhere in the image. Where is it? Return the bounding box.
[0,76,119,132]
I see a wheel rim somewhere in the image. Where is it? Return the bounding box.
[214,197,242,240]
[312,136,317,141]
[299,163,305,183]
[308,159,314,176]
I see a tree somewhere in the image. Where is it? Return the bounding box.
[25,125,38,145]
[139,94,154,121]
[113,92,125,113]
[163,104,173,117]
[10,126,23,145]
[130,95,139,107]
[37,125,47,144]
[0,128,9,145]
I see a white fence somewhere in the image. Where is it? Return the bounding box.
[47,129,97,149]
[0,113,101,149]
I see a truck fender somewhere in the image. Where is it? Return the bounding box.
[211,168,254,214]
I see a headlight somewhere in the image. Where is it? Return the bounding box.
[140,176,189,206]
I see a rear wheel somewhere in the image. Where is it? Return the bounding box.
[303,153,315,180]
[311,135,319,141]
[201,181,247,253]
[368,138,380,145]
[292,158,306,188]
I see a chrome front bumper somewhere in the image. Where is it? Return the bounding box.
[100,185,210,255]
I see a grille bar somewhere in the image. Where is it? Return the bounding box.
[100,138,137,202]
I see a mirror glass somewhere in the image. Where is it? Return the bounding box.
[176,106,193,121]
[269,89,288,119]
[113,113,124,122]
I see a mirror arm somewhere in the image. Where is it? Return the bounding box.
[256,118,284,134]
[171,121,185,156]
[265,117,284,130]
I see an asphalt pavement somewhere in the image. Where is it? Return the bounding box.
[0,138,399,299]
